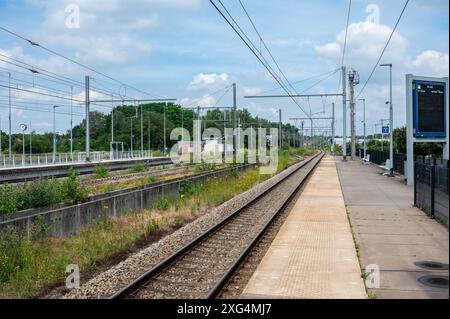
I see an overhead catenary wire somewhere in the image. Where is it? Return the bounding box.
[237,0,307,112]
[209,0,310,118]
[356,0,410,98]
[254,68,340,96]
[0,26,168,100]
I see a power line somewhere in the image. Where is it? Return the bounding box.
[356,0,410,98]
[212,86,232,108]
[0,56,133,99]
[255,69,340,96]
[209,0,310,118]
[0,26,168,100]
[238,0,305,110]
[341,0,352,67]
[182,85,232,108]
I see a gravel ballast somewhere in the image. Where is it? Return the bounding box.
[64,157,312,299]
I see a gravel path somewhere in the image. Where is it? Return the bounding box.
[64,156,314,299]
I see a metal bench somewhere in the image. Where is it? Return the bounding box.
[378,159,393,176]
[362,154,371,165]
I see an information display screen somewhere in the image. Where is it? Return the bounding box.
[413,80,446,138]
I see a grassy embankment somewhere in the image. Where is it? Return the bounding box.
[0,148,314,298]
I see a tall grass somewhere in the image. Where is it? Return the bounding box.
[0,148,307,298]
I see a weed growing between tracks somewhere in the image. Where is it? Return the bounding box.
[0,148,311,298]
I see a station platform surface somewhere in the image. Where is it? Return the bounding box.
[336,158,449,299]
[241,155,366,299]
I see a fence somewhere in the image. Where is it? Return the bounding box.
[359,149,406,175]
[414,159,449,227]
[0,150,153,169]
[359,149,449,227]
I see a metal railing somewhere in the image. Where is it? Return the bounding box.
[359,149,406,175]
[414,159,449,227]
[0,150,154,169]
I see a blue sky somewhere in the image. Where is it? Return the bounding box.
[0,0,448,137]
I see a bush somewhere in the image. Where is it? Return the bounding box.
[154,197,170,211]
[0,184,23,215]
[23,179,63,209]
[179,180,195,196]
[61,168,89,205]
[129,163,148,173]
[94,164,109,179]
[0,169,89,215]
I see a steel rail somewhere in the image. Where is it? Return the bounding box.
[110,151,324,299]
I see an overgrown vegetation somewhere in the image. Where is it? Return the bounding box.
[94,164,109,179]
[0,168,88,216]
[0,148,310,298]
[129,163,148,173]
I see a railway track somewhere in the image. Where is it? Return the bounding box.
[110,151,324,299]
[0,157,173,184]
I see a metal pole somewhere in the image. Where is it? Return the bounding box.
[389,65,394,174]
[332,102,335,155]
[310,119,313,149]
[148,118,151,155]
[181,108,184,143]
[85,75,90,161]
[293,127,296,148]
[301,121,304,148]
[380,63,393,173]
[8,72,11,161]
[29,121,32,159]
[223,109,226,148]
[110,96,115,159]
[22,130,25,166]
[278,109,282,149]
[164,103,167,155]
[140,104,144,154]
[359,99,366,159]
[233,83,237,158]
[130,117,133,156]
[53,105,58,163]
[70,86,73,160]
[342,66,347,160]
[238,117,241,151]
[349,70,357,160]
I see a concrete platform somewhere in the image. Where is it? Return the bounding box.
[241,155,366,299]
[336,158,449,299]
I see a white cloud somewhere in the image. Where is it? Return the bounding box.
[407,50,449,77]
[314,42,341,58]
[187,73,230,91]
[314,20,449,131]
[180,95,216,108]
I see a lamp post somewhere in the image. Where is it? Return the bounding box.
[70,86,73,161]
[380,63,393,174]
[53,105,60,163]
[20,123,27,166]
[358,98,366,159]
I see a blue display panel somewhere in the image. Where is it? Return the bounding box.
[413,80,446,138]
